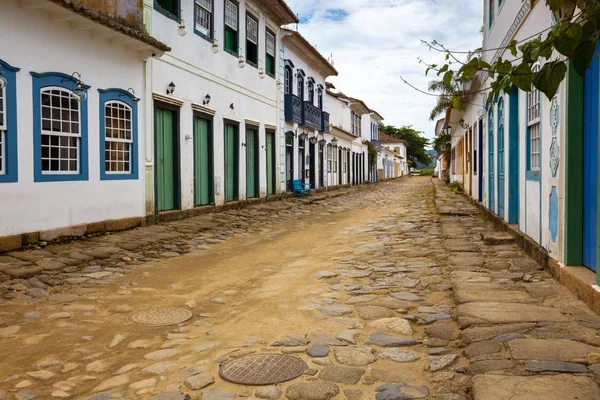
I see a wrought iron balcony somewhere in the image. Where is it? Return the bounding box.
[303,101,321,131]
[284,94,302,124]
[320,112,330,133]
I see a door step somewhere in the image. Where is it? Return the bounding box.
[481,232,516,245]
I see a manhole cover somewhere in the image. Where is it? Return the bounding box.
[129,307,193,326]
[219,354,307,385]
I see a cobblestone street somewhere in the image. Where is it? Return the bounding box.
[1,177,600,400]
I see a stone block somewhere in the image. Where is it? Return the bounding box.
[39,225,87,241]
[560,266,596,308]
[21,232,39,246]
[508,339,600,361]
[0,234,22,252]
[104,217,142,232]
[86,221,106,234]
[481,233,515,245]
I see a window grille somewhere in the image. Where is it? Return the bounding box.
[225,0,238,28]
[246,14,258,44]
[266,31,275,56]
[104,101,133,173]
[40,88,80,173]
[195,0,212,35]
[528,64,541,171]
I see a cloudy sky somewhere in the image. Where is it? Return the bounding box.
[284,0,484,141]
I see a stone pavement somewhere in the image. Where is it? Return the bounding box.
[0,177,599,400]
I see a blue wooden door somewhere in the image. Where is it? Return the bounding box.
[497,98,505,219]
[583,41,600,272]
[478,119,483,202]
[488,109,495,212]
[508,85,520,224]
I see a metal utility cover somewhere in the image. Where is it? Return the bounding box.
[219,354,307,385]
[129,307,193,326]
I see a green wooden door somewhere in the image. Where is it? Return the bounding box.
[194,117,212,206]
[224,123,238,202]
[156,107,176,212]
[266,132,275,195]
[246,128,258,198]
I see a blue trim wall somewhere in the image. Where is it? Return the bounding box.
[0,59,20,183]
[31,71,89,182]
[508,84,520,224]
[98,88,139,181]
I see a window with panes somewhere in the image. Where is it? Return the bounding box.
[297,76,304,100]
[195,0,212,38]
[343,151,347,172]
[246,13,258,66]
[318,89,323,110]
[224,0,238,55]
[104,101,133,173]
[350,111,356,134]
[327,144,332,172]
[489,0,494,27]
[308,81,314,104]
[156,0,179,18]
[333,145,337,173]
[40,87,80,173]
[284,67,292,95]
[0,83,5,175]
[528,64,541,171]
[265,29,276,77]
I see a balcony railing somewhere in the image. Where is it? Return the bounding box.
[320,112,330,133]
[284,94,303,124]
[303,101,321,131]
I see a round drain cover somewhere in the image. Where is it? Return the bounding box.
[219,354,307,385]
[129,307,193,326]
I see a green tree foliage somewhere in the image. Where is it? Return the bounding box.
[432,132,452,181]
[425,0,600,105]
[379,124,430,166]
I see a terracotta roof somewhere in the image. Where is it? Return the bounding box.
[378,131,408,146]
[282,29,338,77]
[47,0,170,52]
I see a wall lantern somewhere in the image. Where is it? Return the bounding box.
[211,39,220,54]
[442,124,452,136]
[66,72,87,102]
[331,137,338,147]
[552,0,577,21]
[0,72,6,89]
[309,136,317,145]
[178,18,187,36]
[238,49,246,68]
[203,94,211,105]
[166,81,176,95]
[299,132,308,141]
[258,60,265,79]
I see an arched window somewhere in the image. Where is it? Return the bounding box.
[40,87,82,174]
[317,87,323,110]
[99,88,139,180]
[0,59,19,183]
[297,75,304,100]
[308,81,314,104]
[284,66,292,95]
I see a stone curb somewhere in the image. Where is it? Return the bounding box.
[450,183,600,316]
[0,180,389,254]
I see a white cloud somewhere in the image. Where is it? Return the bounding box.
[284,0,483,140]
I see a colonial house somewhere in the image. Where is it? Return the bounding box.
[0,0,168,247]
[325,88,370,187]
[281,28,338,192]
[378,131,408,177]
[364,109,384,182]
[452,0,600,294]
[145,0,297,212]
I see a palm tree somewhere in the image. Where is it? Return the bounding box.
[432,130,451,182]
[428,80,458,121]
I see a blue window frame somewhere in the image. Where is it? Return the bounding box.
[489,0,495,28]
[31,72,89,182]
[0,59,20,183]
[99,89,139,180]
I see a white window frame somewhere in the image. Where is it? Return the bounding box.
[327,144,332,172]
[40,86,81,175]
[266,30,275,57]
[343,151,347,173]
[0,84,6,175]
[195,0,212,37]
[528,63,541,171]
[246,13,258,45]
[104,100,133,174]
[225,0,238,29]
[333,146,337,173]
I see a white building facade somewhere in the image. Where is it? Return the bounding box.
[145,0,297,213]
[281,29,338,192]
[0,0,167,241]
